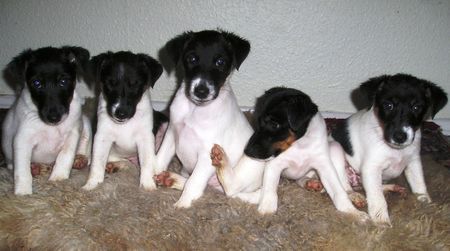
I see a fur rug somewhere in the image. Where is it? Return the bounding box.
[0,153,449,250]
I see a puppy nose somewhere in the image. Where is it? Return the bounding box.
[393,131,407,143]
[114,107,129,120]
[194,83,209,99]
[47,108,62,123]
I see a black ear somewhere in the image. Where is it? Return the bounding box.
[165,31,193,65]
[3,49,33,90]
[422,80,448,118]
[89,52,112,83]
[62,46,90,78]
[138,54,163,88]
[287,94,318,137]
[359,75,389,106]
[221,31,251,70]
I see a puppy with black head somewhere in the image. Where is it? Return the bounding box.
[329,73,447,226]
[154,29,253,208]
[82,51,163,191]
[209,87,367,219]
[2,46,92,195]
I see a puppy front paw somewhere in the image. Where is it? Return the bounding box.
[304,179,324,192]
[82,180,101,191]
[154,171,175,187]
[14,184,33,195]
[349,191,367,209]
[174,198,192,209]
[48,171,70,181]
[369,207,391,227]
[417,194,431,203]
[140,179,157,191]
[257,193,278,215]
[210,144,228,169]
[73,155,88,170]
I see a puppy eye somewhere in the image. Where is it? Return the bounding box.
[32,79,42,89]
[58,79,69,87]
[187,55,198,65]
[215,58,225,67]
[411,104,422,112]
[383,101,394,111]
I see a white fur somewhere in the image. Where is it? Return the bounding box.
[2,84,91,195]
[329,107,430,226]
[214,114,367,220]
[82,90,157,191]
[155,80,253,208]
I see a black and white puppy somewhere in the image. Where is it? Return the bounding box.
[210,87,367,220]
[2,46,92,195]
[330,73,448,225]
[82,51,163,191]
[155,30,253,208]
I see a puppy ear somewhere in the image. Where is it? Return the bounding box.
[165,31,193,65]
[422,80,448,118]
[62,46,90,78]
[138,54,163,88]
[221,31,251,70]
[89,52,112,83]
[287,93,318,137]
[3,49,33,91]
[359,75,389,106]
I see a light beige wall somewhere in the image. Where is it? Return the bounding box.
[1,0,449,118]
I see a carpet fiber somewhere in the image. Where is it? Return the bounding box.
[0,114,449,250]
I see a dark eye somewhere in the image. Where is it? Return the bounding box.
[383,101,394,111]
[411,104,422,113]
[215,58,225,67]
[32,79,42,89]
[58,79,69,87]
[187,55,198,65]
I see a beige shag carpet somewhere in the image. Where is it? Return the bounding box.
[0,152,449,250]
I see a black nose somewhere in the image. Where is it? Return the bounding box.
[393,131,407,143]
[46,108,63,124]
[114,107,131,120]
[194,83,209,99]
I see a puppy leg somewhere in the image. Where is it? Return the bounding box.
[233,189,262,204]
[154,171,186,190]
[314,157,368,221]
[73,115,92,169]
[137,134,157,191]
[49,129,80,181]
[155,124,176,174]
[404,158,431,203]
[362,163,391,226]
[13,134,34,195]
[82,135,113,190]
[210,144,265,196]
[174,156,215,208]
[258,160,285,214]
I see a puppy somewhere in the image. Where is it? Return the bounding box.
[329,73,448,225]
[209,87,367,220]
[2,46,92,195]
[82,51,163,190]
[155,30,253,208]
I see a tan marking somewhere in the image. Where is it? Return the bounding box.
[272,130,297,153]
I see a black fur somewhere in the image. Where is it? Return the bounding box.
[244,87,318,159]
[152,110,168,135]
[331,119,353,156]
[90,51,163,122]
[165,29,250,105]
[359,73,447,146]
[4,46,89,125]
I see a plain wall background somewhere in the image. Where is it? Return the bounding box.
[1,0,449,118]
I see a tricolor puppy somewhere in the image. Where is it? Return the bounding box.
[330,73,448,225]
[82,51,163,191]
[210,87,367,220]
[155,30,253,208]
[2,46,92,195]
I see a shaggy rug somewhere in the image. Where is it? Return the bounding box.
[0,112,449,250]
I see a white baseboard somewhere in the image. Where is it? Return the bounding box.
[1,95,449,136]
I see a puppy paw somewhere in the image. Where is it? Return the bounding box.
[105,162,120,174]
[174,199,192,209]
[82,180,101,191]
[14,184,33,195]
[154,171,175,187]
[140,179,157,191]
[346,209,370,223]
[349,191,367,209]
[73,155,88,170]
[369,208,391,227]
[48,171,69,181]
[257,194,278,215]
[31,163,42,177]
[417,194,432,203]
[304,179,324,192]
[383,184,407,198]
[210,144,228,169]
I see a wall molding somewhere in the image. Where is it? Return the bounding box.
[1,95,449,135]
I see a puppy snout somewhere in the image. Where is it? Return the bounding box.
[194,82,210,99]
[45,107,64,124]
[392,131,407,144]
[114,106,132,121]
